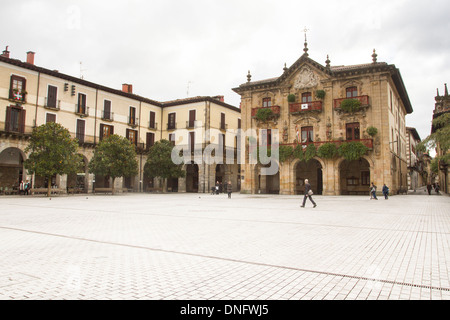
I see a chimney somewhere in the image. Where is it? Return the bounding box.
[26,51,35,65]
[122,83,133,94]
[1,46,10,58]
[213,95,224,102]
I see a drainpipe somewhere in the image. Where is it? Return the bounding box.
[94,88,98,145]
[34,71,40,128]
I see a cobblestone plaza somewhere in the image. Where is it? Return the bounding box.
[1,191,449,300]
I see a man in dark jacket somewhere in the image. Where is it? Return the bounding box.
[301,179,316,208]
[226,181,232,199]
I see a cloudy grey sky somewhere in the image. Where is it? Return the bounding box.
[1,0,449,141]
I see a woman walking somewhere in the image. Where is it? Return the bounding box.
[300,179,316,208]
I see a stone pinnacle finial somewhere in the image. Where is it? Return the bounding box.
[372,49,378,63]
[445,83,448,96]
[325,55,330,68]
[283,63,288,72]
[247,70,251,83]
[303,27,309,56]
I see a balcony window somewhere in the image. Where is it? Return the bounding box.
[46,85,58,109]
[126,129,137,146]
[46,113,56,123]
[220,113,226,130]
[9,75,26,103]
[188,110,196,128]
[5,105,25,133]
[129,107,137,125]
[77,93,87,115]
[302,92,312,103]
[168,113,176,130]
[146,132,155,150]
[76,119,85,143]
[262,98,272,108]
[149,111,156,129]
[301,126,314,143]
[99,124,114,141]
[346,87,358,98]
[102,100,112,120]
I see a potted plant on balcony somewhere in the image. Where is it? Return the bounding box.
[366,126,378,137]
[340,98,362,113]
[255,107,273,122]
[337,141,368,161]
[315,90,326,100]
[287,94,296,103]
[317,142,338,159]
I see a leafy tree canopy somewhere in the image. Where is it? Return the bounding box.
[89,134,138,180]
[418,113,450,165]
[24,122,82,196]
[144,139,185,180]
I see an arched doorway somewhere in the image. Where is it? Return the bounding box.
[186,162,199,193]
[339,158,371,195]
[0,147,25,193]
[67,155,88,193]
[255,162,280,194]
[295,159,323,195]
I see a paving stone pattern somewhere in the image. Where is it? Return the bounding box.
[0,191,449,300]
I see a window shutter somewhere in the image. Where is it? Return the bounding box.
[149,111,155,128]
[19,108,26,133]
[5,106,11,131]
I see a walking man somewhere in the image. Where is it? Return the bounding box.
[300,179,316,208]
[382,184,389,200]
[370,182,378,200]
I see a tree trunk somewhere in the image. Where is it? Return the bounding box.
[162,178,167,193]
[47,179,51,197]
[111,177,116,195]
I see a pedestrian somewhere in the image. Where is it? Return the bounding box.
[226,181,232,199]
[435,182,440,195]
[370,182,378,200]
[215,181,220,195]
[382,184,389,200]
[19,180,24,195]
[426,183,432,195]
[24,180,30,195]
[300,179,316,208]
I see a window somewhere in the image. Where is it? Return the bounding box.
[168,113,176,130]
[301,126,314,143]
[146,132,155,150]
[46,85,58,109]
[346,176,359,186]
[129,107,136,125]
[46,113,56,123]
[346,122,360,140]
[220,113,226,130]
[149,111,156,129]
[262,98,272,108]
[99,124,113,140]
[189,132,195,153]
[77,93,87,114]
[76,119,85,143]
[346,86,358,98]
[126,129,137,146]
[302,92,312,103]
[5,105,25,133]
[103,100,112,120]
[361,171,370,185]
[169,133,175,146]
[188,110,196,128]
[9,75,26,102]
[238,118,241,129]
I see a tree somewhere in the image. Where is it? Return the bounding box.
[88,134,138,194]
[144,139,185,192]
[24,122,82,197]
[418,113,450,165]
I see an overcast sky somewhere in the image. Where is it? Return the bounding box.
[1,0,449,142]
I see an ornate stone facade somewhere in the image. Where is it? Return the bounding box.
[233,47,413,195]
